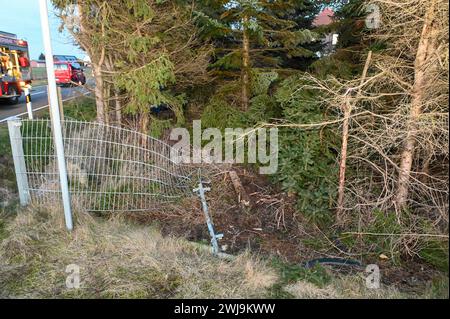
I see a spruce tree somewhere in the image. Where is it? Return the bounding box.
[196,0,319,110]
[53,0,210,133]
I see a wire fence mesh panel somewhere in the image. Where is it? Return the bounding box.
[14,119,193,212]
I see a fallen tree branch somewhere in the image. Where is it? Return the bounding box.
[229,170,251,207]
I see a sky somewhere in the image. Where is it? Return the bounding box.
[0,0,84,60]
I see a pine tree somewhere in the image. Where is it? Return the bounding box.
[53,0,210,133]
[196,0,319,110]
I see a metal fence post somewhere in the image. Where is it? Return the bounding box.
[7,118,31,206]
[193,179,223,255]
[39,0,73,230]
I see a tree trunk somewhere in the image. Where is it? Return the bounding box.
[395,1,437,209]
[336,96,351,222]
[139,112,149,147]
[104,56,122,126]
[114,89,122,126]
[336,51,372,223]
[93,65,106,123]
[104,83,110,126]
[79,3,108,124]
[241,14,250,110]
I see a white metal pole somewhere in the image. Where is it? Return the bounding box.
[24,87,33,120]
[39,0,73,230]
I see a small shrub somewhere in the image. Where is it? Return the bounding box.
[275,74,339,224]
[63,97,97,121]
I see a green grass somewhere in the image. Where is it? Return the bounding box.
[0,125,16,192]
[0,125,11,156]
[419,240,449,272]
[63,97,96,121]
[425,275,449,299]
[36,96,96,122]
[337,210,450,272]
[267,258,332,298]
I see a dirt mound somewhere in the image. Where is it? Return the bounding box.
[127,164,319,263]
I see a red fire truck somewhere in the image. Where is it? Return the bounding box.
[0,31,32,104]
[54,61,86,86]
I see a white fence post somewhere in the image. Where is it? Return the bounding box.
[39,0,73,230]
[7,118,31,206]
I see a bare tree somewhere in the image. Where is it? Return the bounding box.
[337,51,372,223]
[262,0,448,255]
[395,0,440,208]
[55,2,109,123]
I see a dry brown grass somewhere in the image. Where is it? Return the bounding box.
[284,275,404,299]
[0,205,277,298]
[0,203,447,299]
[283,273,448,299]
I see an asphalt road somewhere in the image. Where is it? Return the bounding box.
[0,85,90,123]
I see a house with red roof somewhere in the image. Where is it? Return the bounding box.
[312,8,339,56]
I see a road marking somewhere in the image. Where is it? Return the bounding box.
[31,91,46,96]
[0,91,91,123]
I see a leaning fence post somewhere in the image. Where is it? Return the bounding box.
[39,0,73,231]
[193,179,223,255]
[7,118,31,206]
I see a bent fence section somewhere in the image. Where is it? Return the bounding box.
[8,118,193,212]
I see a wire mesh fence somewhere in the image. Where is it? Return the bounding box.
[9,118,194,212]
